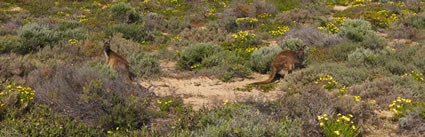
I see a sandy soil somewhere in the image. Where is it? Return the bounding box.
[140,61,283,110]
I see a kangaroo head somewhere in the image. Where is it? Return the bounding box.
[103,39,112,52]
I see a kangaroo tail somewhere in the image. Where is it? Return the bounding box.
[250,67,277,85]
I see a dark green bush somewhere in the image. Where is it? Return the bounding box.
[177,43,223,70]
[104,24,152,43]
[250,47,282,74]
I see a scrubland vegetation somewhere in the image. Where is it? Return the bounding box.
[0,0,425,136]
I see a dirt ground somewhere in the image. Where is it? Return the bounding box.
[139,61,283,110]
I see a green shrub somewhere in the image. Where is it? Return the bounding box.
[127,52,161,80]
[110,2,131,18]
[361,32,386,50]
[330,41,361,62]
[92,63,117,79]
[17,23,54,54]
[177,43,223,70]
[110,2,141,24]
[407,13,425,29]
[104,24,152,43]
[250,47,282,74]
[58,21,80,31]
[196,104,303,137]
[279,38,304,51]
[347,48,378,67]
[0,104,102,137]
[269,0,299,11]
[0,35,21,53]
[318,113,360,137]
[280,63,370,92]
[338,19,373,42]
[327,0,350,5]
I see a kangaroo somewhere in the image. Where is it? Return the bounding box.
[103,39,132,82]
[251,48,304,85]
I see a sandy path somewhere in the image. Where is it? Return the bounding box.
[140,61,283,110]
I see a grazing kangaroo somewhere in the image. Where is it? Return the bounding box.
[251,48,304,85]
[103,39,132,82]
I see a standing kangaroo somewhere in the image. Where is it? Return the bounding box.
[251,48,304,85]
[103,39,132,82]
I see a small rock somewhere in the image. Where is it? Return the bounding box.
[193,82,201,86]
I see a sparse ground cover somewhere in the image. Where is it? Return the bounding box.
[1,0,425,136]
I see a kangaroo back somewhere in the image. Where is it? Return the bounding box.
[250,49,304,85]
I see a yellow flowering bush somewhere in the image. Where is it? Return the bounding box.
[318,23,339,34]
[68,39,78,45]
[232,31,256,44]
[315,74,338,90]
[318,113,360,137]
[190,64,201,70]
[401,71,424,82]
[389,97,414,118]
[157,99,173,111]
[334,17,347,26]
[353,96,361,102]
[363,10,398,28]
[0,82,36,107]
[338,86,346,96]
[269,25,289,37]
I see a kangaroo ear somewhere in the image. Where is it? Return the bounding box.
[108,39,112,43]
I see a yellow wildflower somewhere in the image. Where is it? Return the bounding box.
[334,130,340,135]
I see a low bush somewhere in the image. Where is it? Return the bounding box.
[25,65,152,130]
[348,77,415,109]
[347,48,378,67]
[279,63,370,92]
[127,52,161,80]
[338,19,373,42]
[17,23,54,54]
[279,38,304,51]
[330,41,361,62]
[0,35,21,54]
[273,84,375,136]
[198,51,252,82]
[361,32,386,50]
[104,24,153,43]
[177,43,223,70]
[0,104,102,136]
[407,13,425,29]
[398,105,425,136]
[250,47,282,74]
[195,104,303,137]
